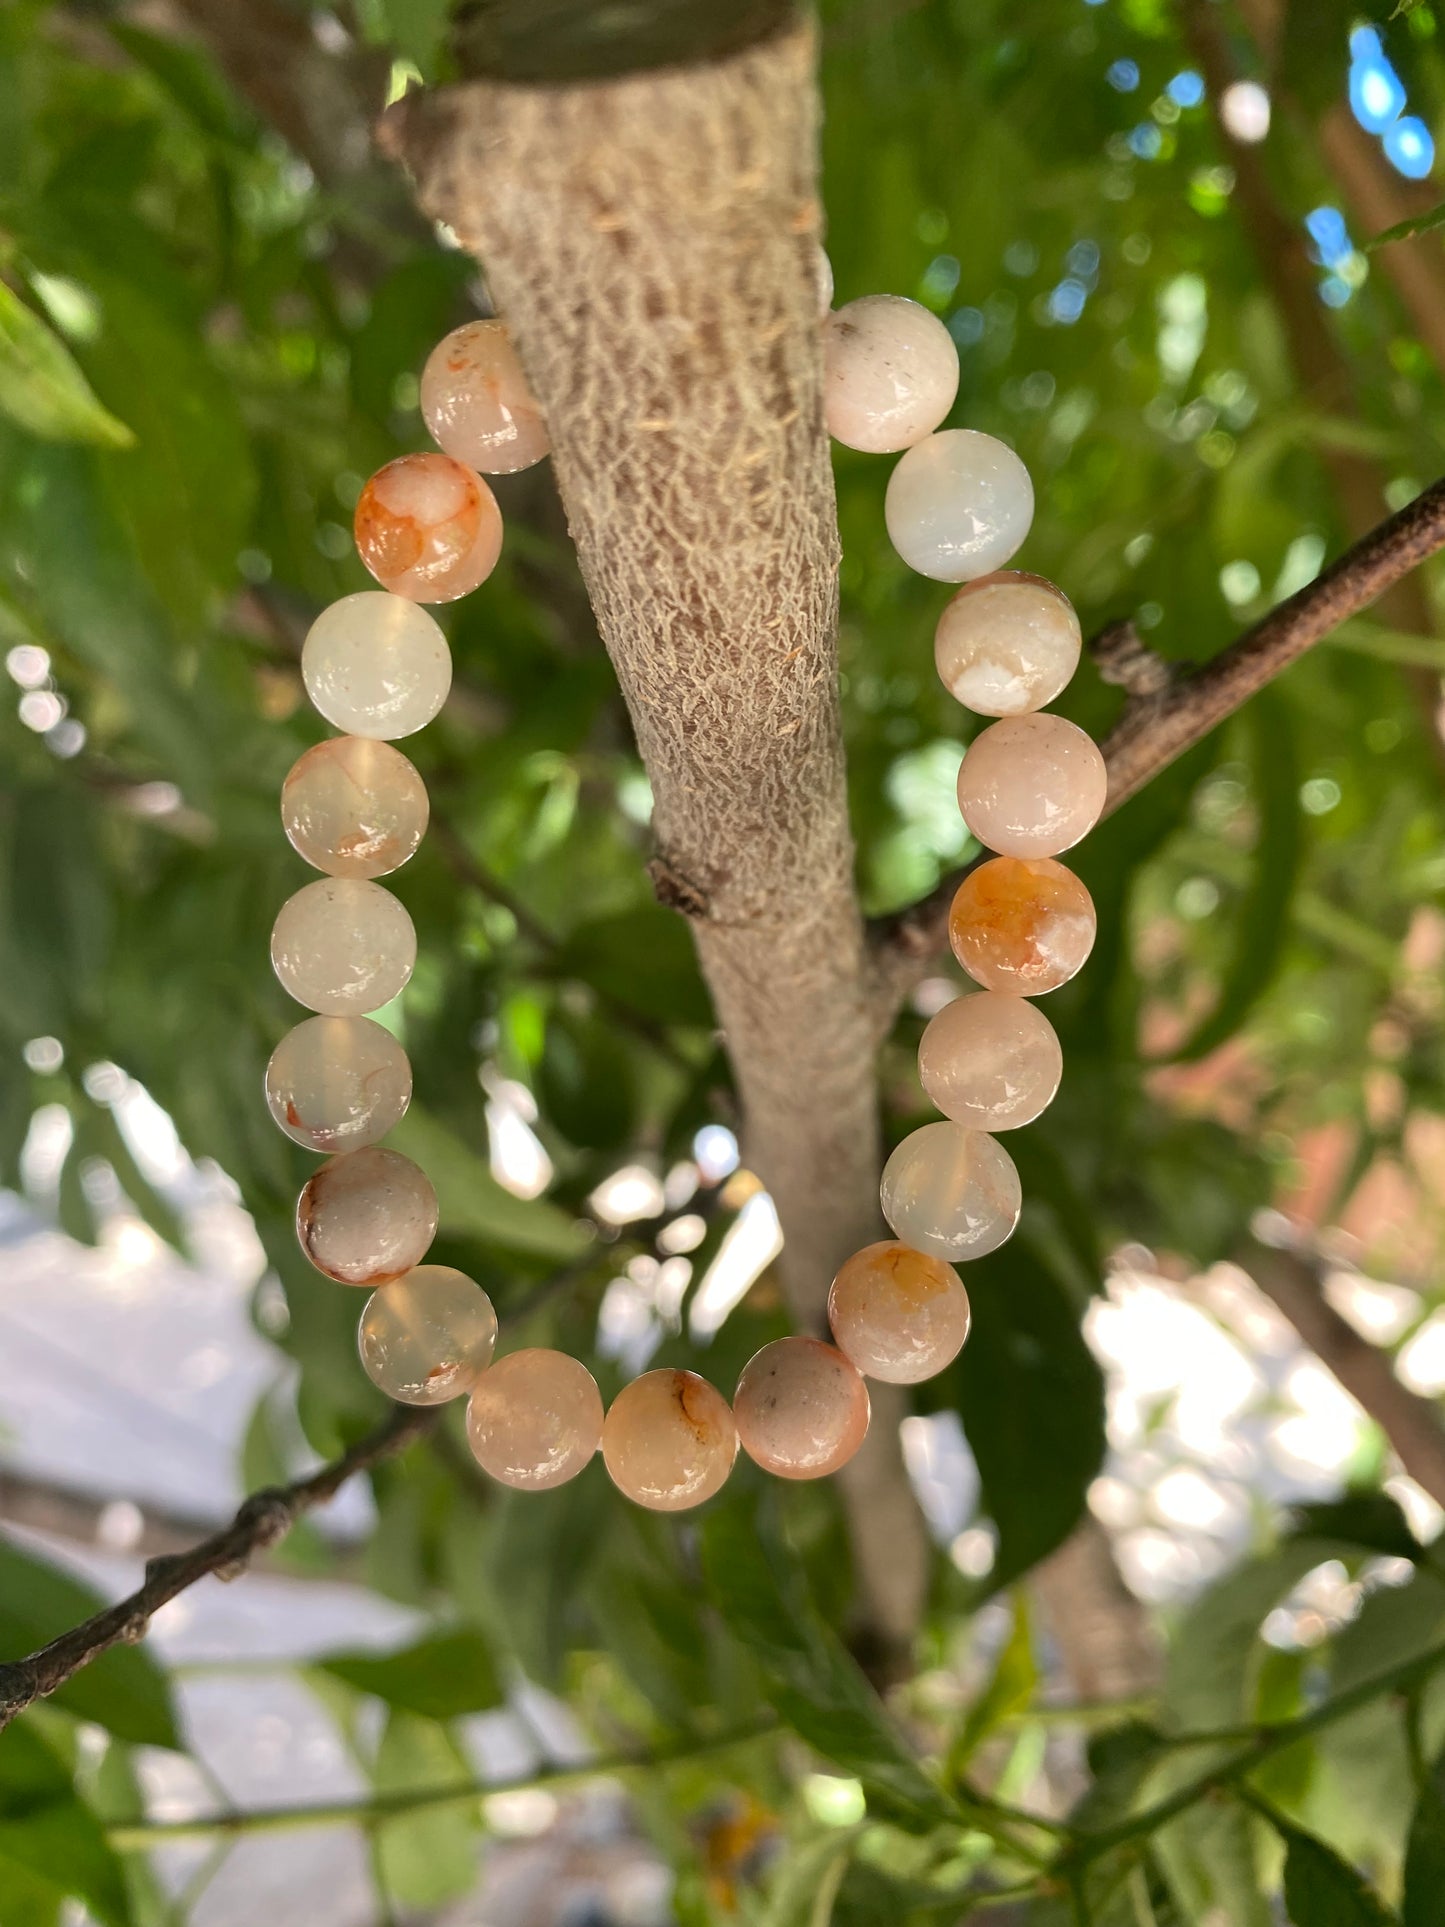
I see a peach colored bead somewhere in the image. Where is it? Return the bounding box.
[354,452,502,603]
[281,737,429,879]
[421,321,550,475]
[918,992,1062,1131]
[296,1145,438,1287]
[733,1336,870,1480]
[885,429,1033,582]
[264,1015,411,1153]
[824,295,960,453]
[358,1265,497,1405]
[949,856,1096,995]
[602,1369,737,1512]
[302,593,451,740]
[270,878,416,1015]
[956,714,1107,858]
[934,572,1082,717]
[466,1349,604,1491]
[880,1121,1021,1262]
[828,1241,972,1384]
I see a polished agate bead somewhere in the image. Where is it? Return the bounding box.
[949,856,1096,995]
[824,295,959,453]
[302,593,451,740]
[934,572,1082,717]
[733,1337,870,1480]
[918,992,1062,1130]
[420,321,550,475]
[828,1241,972,1383]
[264,1015,411,1152]
[956,714,1107,858]
[885,430,1033,582]
[358,1265,497,1405]
[270,878,415,1016]
[281,738,429,879]
[296,1145,438,1286]
[354,453,502,604]
[602,1369,737,1512]
[880,1121,1021,1262]
[466,1348,604,1490]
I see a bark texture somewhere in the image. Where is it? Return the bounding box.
[388,24,927,1649]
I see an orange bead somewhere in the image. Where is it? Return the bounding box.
[829,1240,972,1383]
[948,855,1096,995]
[733,1336,870,1478]
[602,1369,737,1511]
[353,452,502,604]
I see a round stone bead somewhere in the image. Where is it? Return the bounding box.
[934,572,1082,717]
[271,878,416,1016]
[918,992,1063,1131]
[264,1015,411,1153]
[880,1121,1021,1263]
[354,453,502,604]
[828,1241,972,1384]
[466,1349,604,1491]
[420,321,550,475]
[358,1265,497,1406]
[824,295,960,453]
[733,1337,870,1480]
[296,1146,438,1286]
[602,1369,737,1512]
[949,856,1097,995]
[302,593,451,740]
[885,430,1034,582]
[956,714,1108,859]
[281,738,429,879]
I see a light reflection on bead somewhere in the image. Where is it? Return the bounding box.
[934,572,1082,717]
[264,1015,411,1152]
[466,1348,604,1490]
[271,878,416,1015]
[354,452,502,603]
[281,737,429,879]
[956,713,1107,858]
[358,1265,497,1405]
[949,856,1096,995]
[880,1121,1021,1262]
[918,992,1062,1130]
[302,592,451,740]
[602,1369,737,1511]
[733,1336,870,1479]
[421,321,550,475]
[828,1241,972,1384]
[296,1145,438,1286]
[885,430,1034,582]
[824,295,960,453]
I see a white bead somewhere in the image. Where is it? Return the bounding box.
[264,1015,411,1153]
[885,430,1033,582]
[956,713,1107,858]
[297,1146,438,1286]
[420,322,550,475]
[358,1266,497,1406]
[281,737,429,879]
[301,592,451,740]
[918,992,1063,1130]
[824,295,959,453]
[271,878,416,1015]
[934,572,1082,716]
[880,1121,1021,1262]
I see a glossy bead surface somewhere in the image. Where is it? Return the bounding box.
[918,992,1063,1130]
[828,1241,972,1384]
[885,430,1033,582]
[420,321,550,475]
[956,714,1107,859]
[297,1146,438,1286]
[354,453,502,603]
[934,572,1082,716]
[281,738,429,879]
[358,1265,497,1406]
[733,1337,870,1479]
[824,295,960,453]
[880,1121,1021,1262]
[602,1369,737,1512]
[949,856,1097,995]
[466,1349,604,1491]
[271,878,416,1015]
[302,593,451,740]
[264,1015,411,1153]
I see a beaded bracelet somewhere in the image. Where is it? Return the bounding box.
[261,273,1100,1514]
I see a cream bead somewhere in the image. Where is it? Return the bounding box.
[885,430,1034,582]
[354,452,503,604]
[421,321,550,475]
[296,1146,438,1286]
[264,1015,411,1153]
[281,737,429,879]
[733,1337,870,1479]
[466,1349,604,1491]
[828,1241,972,1384]
[880,1121,1021,1263]
[358,1265,497,1405]
[934,572,1082,716]
[956,713,1107,859]
[302,592,451,740]
[918,992,1062,1131]
[601,1369,737,1512]
[824,295,960,453]
[949,857,1097,995]
[271,878,415,1016]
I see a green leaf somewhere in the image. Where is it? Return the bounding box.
[1277,1817,1397,1925]
[0,1719,133,1927]
[538,1005,638,1151]
[386,1104,591,1261]
[947,1593,1035,1774]
[1368,201,1445,249]
[763,1828,859,1927]
[316,1627,504,1721]
[1404,1747,1445,1927]
[372,1711,479,1910]
[0,284,133,448]
[551,905,714,1029]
